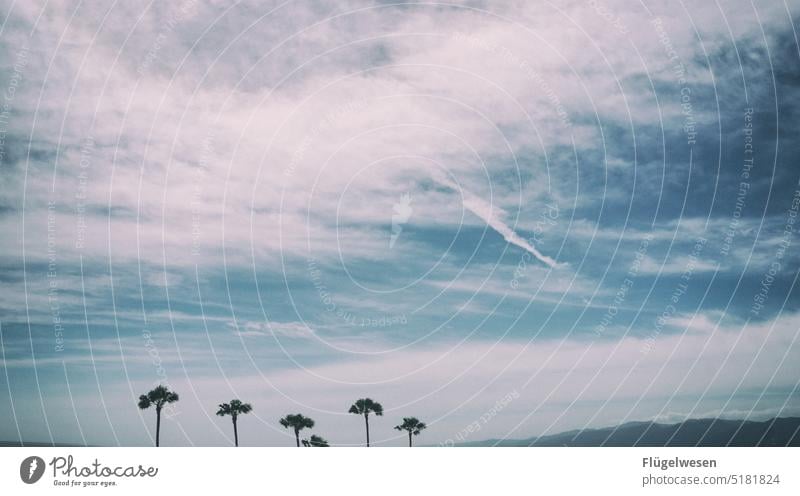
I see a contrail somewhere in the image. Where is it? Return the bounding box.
[431,172,559,267]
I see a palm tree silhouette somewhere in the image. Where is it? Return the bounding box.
[137,385,179,447]
[394,417,427,447]
[301,434,330,447]
[348,398,383,447]
[216,399,253,447]
[279,414,315,447]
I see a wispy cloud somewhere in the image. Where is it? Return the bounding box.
[431,171,560,267]
[230,321,316,339]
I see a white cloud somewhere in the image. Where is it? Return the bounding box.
[231,320,316,339]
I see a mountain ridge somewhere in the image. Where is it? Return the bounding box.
[454,416,800,447]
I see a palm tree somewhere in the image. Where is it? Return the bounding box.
[216,399,253,447]
[394,417,427,447]
[279,414,315,447]
[137,385,179,447]
[348,398,383,447]
[302,434,330,447]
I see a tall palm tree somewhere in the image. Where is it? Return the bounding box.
[394,417,427,447]
[348,398,383,447]
[302,434,330,447]
[216,399,253,447]
[137,385,179,447]
[279,414,315,447]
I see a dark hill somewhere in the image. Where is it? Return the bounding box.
[457,417,800,446]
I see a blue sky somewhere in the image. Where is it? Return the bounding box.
[1,0,799,446]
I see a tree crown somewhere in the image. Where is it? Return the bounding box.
[302,434,330,447]
[279,413,315,432]
[348,398,383,416]
[217,399,253,417]
[137,385,179,410]
[394,417,427,435]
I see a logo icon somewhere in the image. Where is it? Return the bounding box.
[20,456,45,484]
[390,193,413,248]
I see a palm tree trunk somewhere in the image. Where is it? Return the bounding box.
[365,413,370,447]
[295,429,300,447]
[233,417,239,447]
[155,406,162,447]
[408,431,412,447]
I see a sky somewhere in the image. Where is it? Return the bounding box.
[0,0,799,447]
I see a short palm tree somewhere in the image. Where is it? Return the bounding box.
[279,414,315,447]
[137,385,179,447]
[302,434,330,447]
[394,417,427,447]
[216,399,253,447]
[348,398,383,447]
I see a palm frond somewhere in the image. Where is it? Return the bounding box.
[395,417,427,435]
[216,403,231,416]
[350,398,383,416]
[308,434,329,447]
[279,413,315,431]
